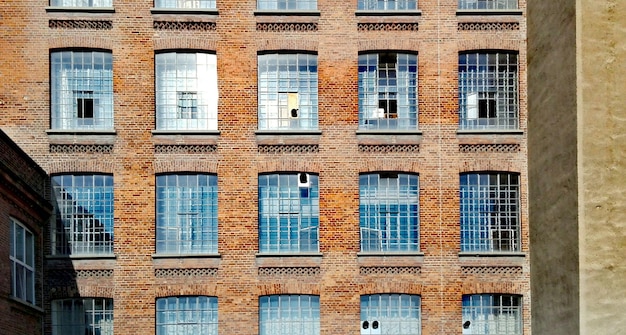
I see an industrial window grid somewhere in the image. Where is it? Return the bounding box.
[358,0,417,10]
[51,174,114,256]
[360,173,420,252]
[358,53,418,130]
[156,296,218,335]
[462,294,522,335]
[257,0,317,10]
[458,51,518,130]
[50,0,113,6]
[361,294,421,335]
[10,218,35,304]
[155,0,217,8]
[458,0,517,10]
[156,174,218,254]
[258,173,319,253]
[258,54,318,131]
[460,172,520,252]
[50,50,113,130]
[259,295,320,335]
[156,52,218,131]
[51,298,114,335]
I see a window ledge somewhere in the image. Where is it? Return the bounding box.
[8,297,44,315]
[459,251,526,257]
[256,130,321,145]
[45,256,116,270]
[47,130,116,145]
[150,8,218,15]
[456,9,523,16]
[153,254,221,268]
[152,131,220,145]
[355,10,422,16]
[152,253,221,259]
[459,252,527,266]
[46,6,115,13]
[358,252,424,267]
[254,10,321,16]
[457,130,523,145]
[356,130,422,145]
[256,252,323,267]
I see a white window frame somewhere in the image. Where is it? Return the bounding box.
[156,296,218,335]
[360,294,421,335]
[52,298,114,335]
[50,0,113,6]
[10,218,35,304]
[259,295,320,335]
[257,0,317,10]
[462,294,522,335]
[458,0,517,10]
[154,0,217,9]
[358,0,418,10]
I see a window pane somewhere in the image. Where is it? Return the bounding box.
[458,0,517,10]
[156,296,218,335]
[52,298,114,335]
[50,0,113,6]
[361,294,421,334]
[259,295,320,335]
[257,0,317,10]
[154,0,216,8]
[51,174,114,255]
[358,0,417,10]
[462,294,522,335]
[10,218,36,304]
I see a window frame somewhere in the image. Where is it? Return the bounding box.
[357,0,418,10]
[51,174,114,256]
[360,294,422,335]
[359,172,420,252]
[257,53,319,131]
[258,173,319,253]
[458,0,518,10]
[10,218,36,305]
[259,295,320,335]
[358,52,418,131]
[462,294,522,335]
[154,0,217,9]
[156,296,218,335]
[257,0,317,10]
[460,172,520,253]
[155,51,219,132]
[51,298,114,335]
[155,173,219,255]
[50,0,113,7]
[458,51,519,130]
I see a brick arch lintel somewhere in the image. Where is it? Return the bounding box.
[46,160,116,175]
[154,160,218,174]
[358,159,420,174]
[357,39,420,53]
[458,160,522,174]
[457,39,521,52]
[154,38,217,52]
[461,282,525,295]
[48,285,115,300]
[258,282,320,296]
[359,282,423,295]
[257,160,321,174]
[256,39,319,53]
[154,284,219,298]
[48,36,114,51]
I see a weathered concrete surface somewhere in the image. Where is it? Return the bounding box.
[529,0,626,333]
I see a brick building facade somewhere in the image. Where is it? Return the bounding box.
[0,0,528,334]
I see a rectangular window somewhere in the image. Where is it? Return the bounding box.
[156,52,218,131]
[155,0,217,9]
[462,294,522,335]
[51,50,113,130]
[52,298,114,335]
[458,51,518,130]
[10,218,35,304]
[259,295,320,335]
[361,294,421,334]
[156,296,218,335]
[156,174,218,254]
[358,0,417,10]
[460,172,520,252]
[258,54,318,130]
[359,53,418,130]
[51,174,114,256]
[258,173,319,253]
[360,173,419,252]
[257,0,317,10]
[458,0,517,10]
[50,0,113,6]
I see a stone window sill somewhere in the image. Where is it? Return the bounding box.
[46,6,115,14]
[151,8,218,15]
[459,252,526,266]
[152,254,221,268]
[456,130,523,144]
[355,10,422,17]
[256,130,321,145]
[152,131,220,145]
[356,130,422,145]
[255,252,323,267]
[456,9,523,16]
[46,256,117,270]
[254,10,320,16]
[357,252,424,267]
[47,130,116,145]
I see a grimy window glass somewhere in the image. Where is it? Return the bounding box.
[361,294,422,334]
[10,218,35,304]
[155,0,217,9]
[156,296,218,335]
[462,294,522,335]
[458,0,517,10]
[51,0,113,6]
[257,0,317,10]
[358,0,417,10]
[259,295,320,335]
[51,298,114,335]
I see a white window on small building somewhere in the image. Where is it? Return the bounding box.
[155,52,218,131]
[259,295,320,335]
[156,296,218,335]
[10,218,35,304]
[462,294,522,335]
[361,294,421,335]
[51,298,114,335]
[358,0,417,10]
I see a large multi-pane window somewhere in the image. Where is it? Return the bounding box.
[358,53,418,130]
[360,173,419,252]
[360,294,421,335]
[458,51,518,130]
[460,172,520,252]
[51,174,114,255]
[458,0,517,10]
[258,53,318,130]
[10,218,35,304]
[51,298,114,335]
[156,174,218,254]
[156,296,218,335]
[155,52,218,131]
[51,50,113,130]
[358,0,417,10]
[258,173,319,253]
[259,295,320,335]
[155,0,216,8]
[257,0,316,10]
[50,0,113,6]
[462,294,522,335]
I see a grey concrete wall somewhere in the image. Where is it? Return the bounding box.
[527,0,579,333]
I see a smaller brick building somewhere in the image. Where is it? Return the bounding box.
[0,129,51,335]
